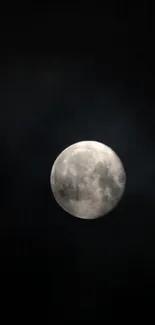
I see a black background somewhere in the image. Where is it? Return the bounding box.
[1,3,155,323]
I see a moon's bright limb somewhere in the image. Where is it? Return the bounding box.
[50,141,126,219]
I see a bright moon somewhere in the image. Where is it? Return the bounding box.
[50,141,126,219]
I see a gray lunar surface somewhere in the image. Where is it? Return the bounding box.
[50,141,126,219]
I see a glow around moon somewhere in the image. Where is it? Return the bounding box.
[50,141,126,219]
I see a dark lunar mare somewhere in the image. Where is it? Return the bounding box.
[56,175,94,202]
[93,161,123,203]
[53,160,124,205]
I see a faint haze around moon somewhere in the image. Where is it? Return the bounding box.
[50,141,126,219]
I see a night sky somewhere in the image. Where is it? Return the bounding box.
[1,4,155,323]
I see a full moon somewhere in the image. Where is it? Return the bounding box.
[50,141,126,219]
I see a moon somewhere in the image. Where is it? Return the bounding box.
[50,141,126,219]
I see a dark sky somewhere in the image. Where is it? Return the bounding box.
[1,4,155,323]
